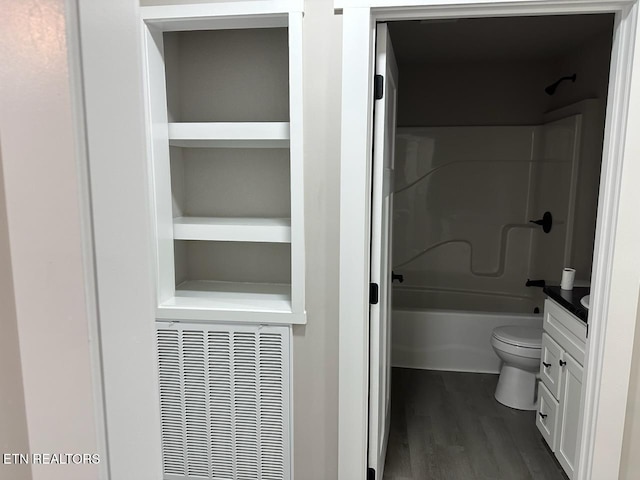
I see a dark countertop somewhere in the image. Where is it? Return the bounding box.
[543,285,590,323]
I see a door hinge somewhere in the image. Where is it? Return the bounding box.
[367,467,376,480]
[369,283,379,305]
[374,74,384,100]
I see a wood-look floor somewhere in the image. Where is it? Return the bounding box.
[383,368,569,480]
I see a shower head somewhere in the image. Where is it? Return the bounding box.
[545,74,577,95]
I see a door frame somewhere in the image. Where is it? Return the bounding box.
[337,1,640,480]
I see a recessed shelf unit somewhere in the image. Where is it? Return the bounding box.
[142,0,305,325]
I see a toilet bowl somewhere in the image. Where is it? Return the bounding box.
[491,326,543,411]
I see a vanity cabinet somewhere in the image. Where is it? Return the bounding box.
[536,298,587,480]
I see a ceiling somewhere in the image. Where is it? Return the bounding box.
[388,14,615,64]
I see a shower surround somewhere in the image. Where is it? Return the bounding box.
[392,115,583,314]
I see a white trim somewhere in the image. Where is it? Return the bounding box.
[338,2,640,480]
[141,0,303,19]
[288,10,306,316]
[78,0,165,478]
[338,7,376,480]
[580,3,640,478]
[142,25,174,306]
[141,5,306,323]
[65,0,110,476]
[336,0,630,12]
[141,0,303,32]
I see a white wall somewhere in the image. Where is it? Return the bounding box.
[0,1,99,479]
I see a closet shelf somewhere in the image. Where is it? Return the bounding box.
[168,122,290,148]
[157,280,305,324]
[173,216,291,243]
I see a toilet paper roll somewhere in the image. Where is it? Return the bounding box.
[561,267,576,290]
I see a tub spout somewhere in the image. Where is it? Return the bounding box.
[392,271,404,283]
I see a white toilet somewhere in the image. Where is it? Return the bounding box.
[491,326,543,411]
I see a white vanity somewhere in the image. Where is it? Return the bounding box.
[536,296,588,480]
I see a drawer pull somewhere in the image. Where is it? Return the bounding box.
[559,360,567,367]
[539,412,548,419]
[542,362,551,368]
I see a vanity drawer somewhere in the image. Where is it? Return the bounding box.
[537,381,559,452]
[543,299,587,365]
[541,333,563,398]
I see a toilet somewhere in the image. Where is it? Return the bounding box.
[491,326,543,411]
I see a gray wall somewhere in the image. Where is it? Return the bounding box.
[0,146,31,480]
[621,296,640,480]
[397,59,552,127]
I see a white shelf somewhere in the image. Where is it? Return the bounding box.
[173,216,291,243]
[168,122,290,148]
[157,280,305,324]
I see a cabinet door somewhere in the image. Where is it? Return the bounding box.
[540,332,563,398]
[536,381,559,451]
[556,352,583,480]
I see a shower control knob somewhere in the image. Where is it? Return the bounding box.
[559,360,567,367]
[542,362,551,368]
[529,211,553,233]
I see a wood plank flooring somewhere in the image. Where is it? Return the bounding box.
[383,368,569,480]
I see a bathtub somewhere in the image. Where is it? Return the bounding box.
[392,288,543,374]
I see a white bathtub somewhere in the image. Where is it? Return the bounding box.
[392,288,543,374]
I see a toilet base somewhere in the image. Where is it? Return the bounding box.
[494,364,538,411]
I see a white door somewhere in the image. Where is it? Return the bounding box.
[368,22,399,480]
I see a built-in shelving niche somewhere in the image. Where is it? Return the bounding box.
[146,9,305,325]
[143,3,303,479]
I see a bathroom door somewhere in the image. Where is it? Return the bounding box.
[368,22,398,480]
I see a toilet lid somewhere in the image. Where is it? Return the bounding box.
[492,326,542,348]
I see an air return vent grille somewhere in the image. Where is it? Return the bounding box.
[157,323,291,480]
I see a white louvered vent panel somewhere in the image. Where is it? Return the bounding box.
[157,330,186,477]
[183,330,209,478]
[208,331,234,480]
[259,333,286,480]
[157,323,291,480]
[233,332,260,480]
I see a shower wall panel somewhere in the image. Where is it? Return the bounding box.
[393,120,581,304]
[528,115,582,284]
